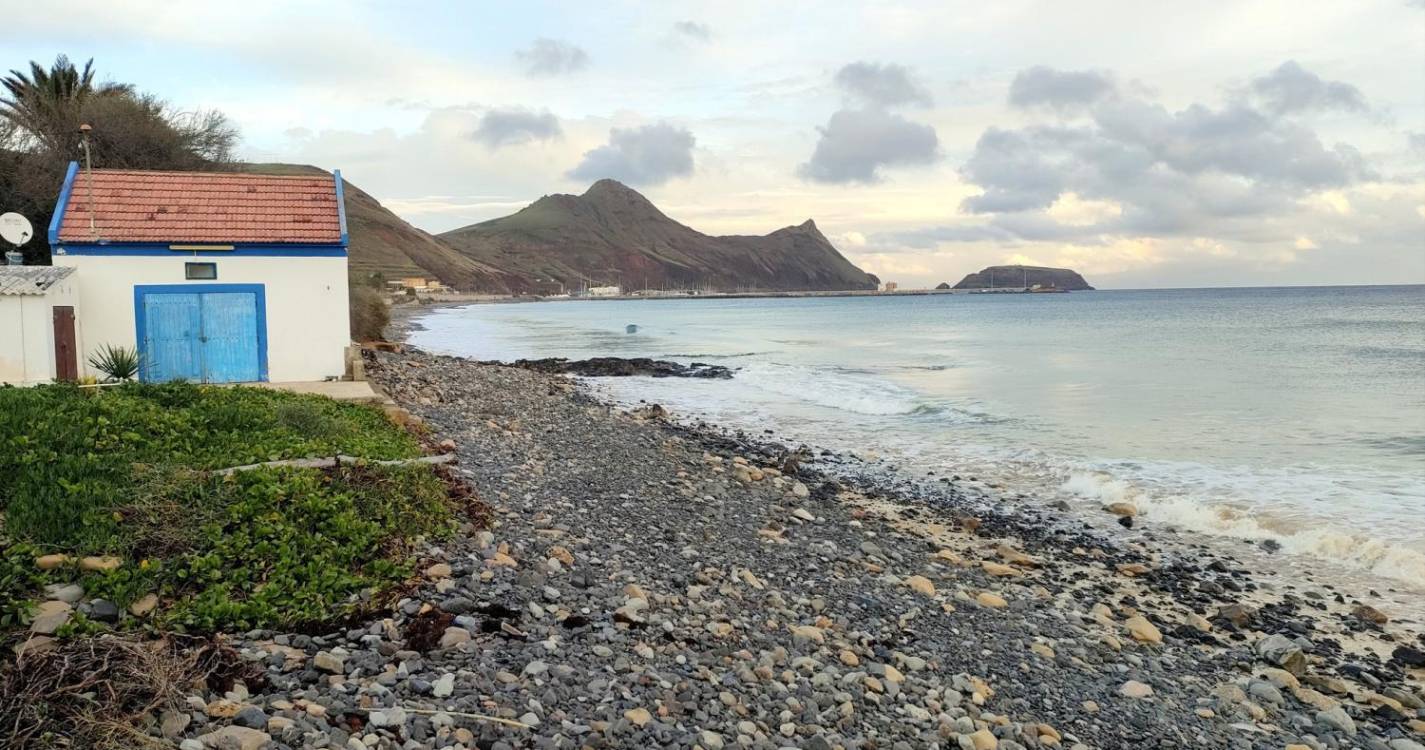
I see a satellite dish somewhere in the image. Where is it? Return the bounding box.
[0,213,33,246]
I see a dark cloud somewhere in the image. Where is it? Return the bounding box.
[834,62,932,108]
[798,108,938,184]
[515,38,590,76]
[471,109,562,148]
[1008,66,1116,111]
[672,21,712,41]
[1246,61,1367,115]
[953,63,1377,243]
[568,122,695,186]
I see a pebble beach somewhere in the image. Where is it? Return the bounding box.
[163,340,1425,750]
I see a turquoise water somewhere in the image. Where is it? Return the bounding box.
[412,286,1425,593]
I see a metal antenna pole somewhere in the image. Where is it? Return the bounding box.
[79,124,96,236]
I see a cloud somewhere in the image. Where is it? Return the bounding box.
[471,108,563,148]
[798,108,938,184]
[833,61,932,108]
[515,38,590,76]
[958,63,1376,240]
[568,122,696,186]
[672,21,712,41]
[868,60,1423,288]
[1245,60,1367,115]
[1008,66,1116,111]
[801,61,938,184]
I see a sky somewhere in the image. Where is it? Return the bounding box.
[4,0,1424,288]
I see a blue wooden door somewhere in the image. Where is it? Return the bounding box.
[142,293,203,382]
[200,292,260,383]
[139,286,265,383]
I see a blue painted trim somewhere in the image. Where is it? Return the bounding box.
[333,169,349,246]
[133,283,269,383]
[48,161,80,245]
[57,244,346,257]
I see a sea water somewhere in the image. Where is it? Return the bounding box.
[411,286,1425,604]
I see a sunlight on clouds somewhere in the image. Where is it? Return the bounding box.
[1004,253,1047,266]
[1192,238,1235,258]
[1052,238,1164,275]
[1294,236,1319,251]
[1046,193,1122,226]
[382,197,533,218]
[1307,191,1353,215]
[851,252,938,278]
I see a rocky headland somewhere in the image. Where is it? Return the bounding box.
[953,266,1094,291]
[136,346,1425,750]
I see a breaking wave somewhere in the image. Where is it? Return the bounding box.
[1058,467,1425,585]
[735,362,993,423]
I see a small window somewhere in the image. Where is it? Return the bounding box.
[185,262,217,280]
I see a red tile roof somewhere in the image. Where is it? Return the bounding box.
[57,169,343,244]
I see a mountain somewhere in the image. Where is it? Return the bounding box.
[953,265,1094,291]
[438,179,879,292]
[244,164,520,292]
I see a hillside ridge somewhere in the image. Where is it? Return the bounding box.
[439,180,878,293]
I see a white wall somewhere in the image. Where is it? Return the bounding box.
[0,277,81,385]
[53,254,350,382]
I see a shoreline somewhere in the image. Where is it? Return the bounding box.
[394,300,1425,615]
[328,306,1425,749]
[358,347,1425,749]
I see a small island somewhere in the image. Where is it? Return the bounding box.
[951,265,1094,291]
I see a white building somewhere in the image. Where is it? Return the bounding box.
[47,164,351,383]
[587,285,621,297]
[0,266,81,385]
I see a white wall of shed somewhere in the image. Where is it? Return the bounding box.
[53,254,350,382]
[0,277,80,385]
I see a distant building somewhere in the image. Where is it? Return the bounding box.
[883,281,898,292]
[587,285,621,297]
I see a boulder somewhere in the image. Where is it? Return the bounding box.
[197,726,270,750]
[1255,634,1306,675]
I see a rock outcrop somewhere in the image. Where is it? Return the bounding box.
[953,265,1094,291]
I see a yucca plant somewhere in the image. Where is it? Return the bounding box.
[87,344,143,382]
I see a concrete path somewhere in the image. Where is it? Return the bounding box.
[256,380,388,404]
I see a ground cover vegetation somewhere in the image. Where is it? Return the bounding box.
[0,382,460,635]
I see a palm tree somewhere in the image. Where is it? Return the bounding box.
[0,55,132,153]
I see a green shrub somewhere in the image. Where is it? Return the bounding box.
[349,286,390,342]
[86,344,144,382]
